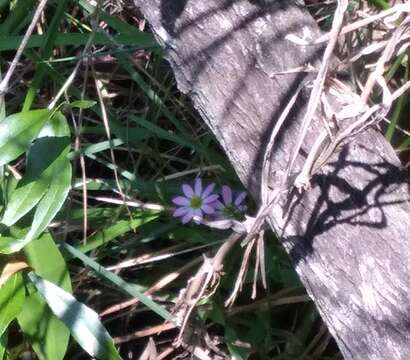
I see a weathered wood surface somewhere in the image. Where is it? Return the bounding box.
[133,1,410,359]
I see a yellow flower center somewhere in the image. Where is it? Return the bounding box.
[190,196,202,209]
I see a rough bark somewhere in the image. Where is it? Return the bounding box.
[133,1,410,359]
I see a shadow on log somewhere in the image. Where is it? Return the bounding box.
[133,0,410,358]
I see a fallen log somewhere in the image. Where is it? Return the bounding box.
[133,1,410,358]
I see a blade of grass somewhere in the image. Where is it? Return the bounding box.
[385,53,406,84]
[399,136,410,149]
[386,55,409,142]
[129,115,198,150]
[23,0,71,111]
[115,53,190,136]
[0,0,36,35]
[85,153,137,182]
[76,211,160,254]
[77,0,152,38]
[60,242,173,321]
[68,138,125,160]
[0,68,4,121]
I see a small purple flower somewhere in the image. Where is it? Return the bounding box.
[172,178,219,224]
[214,185,246,219]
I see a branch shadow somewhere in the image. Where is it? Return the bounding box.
[283,145,410,263]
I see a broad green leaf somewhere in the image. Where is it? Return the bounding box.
[0,157,71,253]
[0,272,25,336]
[37,111,70,138]
[0,236,19,254]
[24,232,72,292]
[0,109,50,166]
[1,137,70,226]
[17,233,71,360]
[1,179,49,227]
[23,157,71,244]
[18,293,69,360]
[28,272,122,360]
[2,113,70,226]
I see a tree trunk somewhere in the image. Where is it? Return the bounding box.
[133,1,410,359]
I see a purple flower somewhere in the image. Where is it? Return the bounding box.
[172,178,219,224]
[214,185,246,219]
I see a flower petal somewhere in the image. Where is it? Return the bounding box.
[172,196,190,206]
[213,200,224,210]
[202,204,215,215]
[203,194,219,204]
[194,178,202,195]
[222,185,232,205]
[234,192,247,207]
[192,209,203,224]
[181,209,194,224]
[182,184,194,197]
[173,207,190,217]
[202,183,215,198]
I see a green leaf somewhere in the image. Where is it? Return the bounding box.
[69,100,97,109]
[1,179,48,227]
[0,157,71,253]
[0,272,25,336]
[28,272,122,360]
[23,157,71,244]
[2,136,70,227]
[0,109,50,166]
[24,232,72,292]
[0,113,71,252]
[17,233,71,360]
[0,237,19,254]
[18,293,70,360]
[2,112,70,227]
[37,111,70,138]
